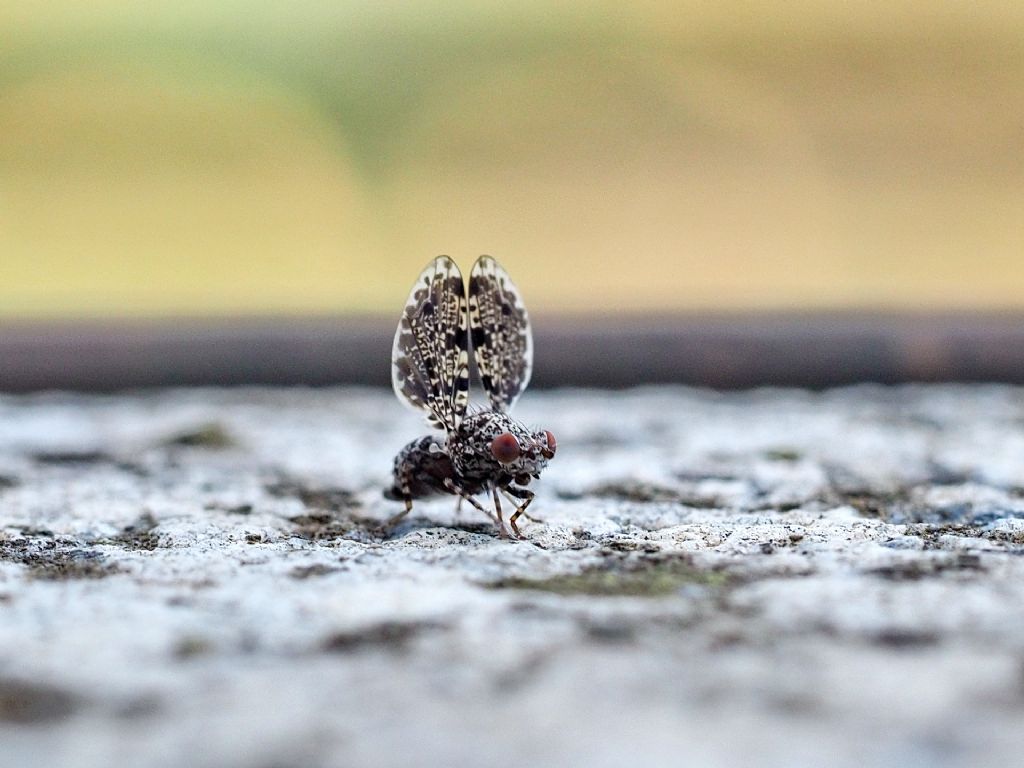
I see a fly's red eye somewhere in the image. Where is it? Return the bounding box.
[490,433,521,464]
[544,430,557,455]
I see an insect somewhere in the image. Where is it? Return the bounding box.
[385,255,556,539]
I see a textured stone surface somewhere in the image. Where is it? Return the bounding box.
[2,385,1024,768]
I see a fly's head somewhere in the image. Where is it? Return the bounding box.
[452,411,556,486]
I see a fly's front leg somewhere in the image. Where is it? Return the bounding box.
[491,487,516,540]
[503,485,537,538]
[502,488,543,524]
[443,478,500,529]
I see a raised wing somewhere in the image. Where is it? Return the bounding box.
[391,256,470,431]
[468,255,533,412]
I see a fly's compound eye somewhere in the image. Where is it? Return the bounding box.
[490,432,521,464]
[541,430,557,459]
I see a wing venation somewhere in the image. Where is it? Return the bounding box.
[468,255,533,412]
[391,256,469,430]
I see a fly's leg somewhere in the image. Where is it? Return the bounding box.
[498,487,522,539]
[491,487,517,540]
[504,486,537,537]
[443,478,502,532]
[384,494,413,528]
[501,488,544,524]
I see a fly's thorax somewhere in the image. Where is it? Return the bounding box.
[447,411,554,484]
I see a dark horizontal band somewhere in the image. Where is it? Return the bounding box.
[1,313,1023,391]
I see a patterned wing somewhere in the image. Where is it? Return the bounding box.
[468,255,533,412]
[391,256,470,431]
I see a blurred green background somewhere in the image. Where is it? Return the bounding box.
[2,1,1022,319]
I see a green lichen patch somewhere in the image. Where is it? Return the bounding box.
[173,636,213,660]
[161,423,236,449]
[763,448,803,462]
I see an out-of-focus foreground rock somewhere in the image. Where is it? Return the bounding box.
[2,386,1024,768]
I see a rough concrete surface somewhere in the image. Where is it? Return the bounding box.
[2,385,1024,768]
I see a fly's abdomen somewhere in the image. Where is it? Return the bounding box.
[384,435,456,501]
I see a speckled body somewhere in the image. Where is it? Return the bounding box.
[449,411,551,487]
[384,435,463,501]
[387,256,555,537]
[386,411,552,503]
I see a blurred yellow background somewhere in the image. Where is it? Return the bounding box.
[1,1,1022,318]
